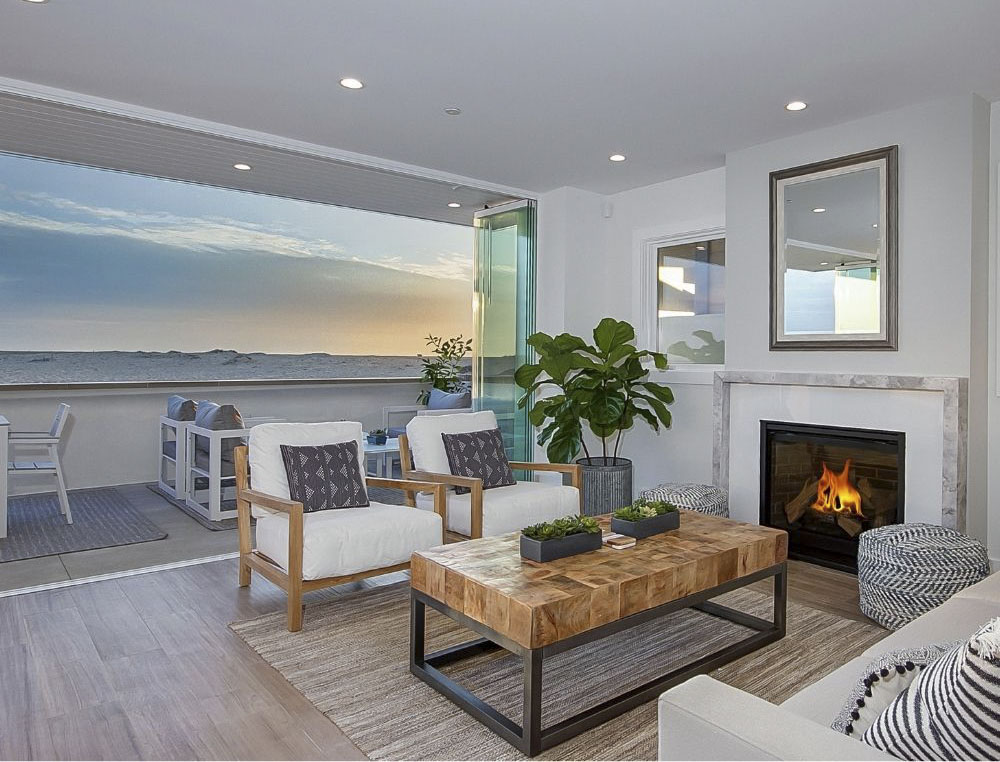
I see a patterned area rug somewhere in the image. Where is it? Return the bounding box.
[0,487,167,562]
[231,582,886,760]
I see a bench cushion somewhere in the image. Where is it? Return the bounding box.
[255,502,442,580]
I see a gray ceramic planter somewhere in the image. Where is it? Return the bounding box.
[520,530,602,562]
[577,457,633,516]
[611,510,680,539]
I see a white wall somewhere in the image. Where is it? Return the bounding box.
[537,95,995,558]
[3,380,422,494]
[989,100,1000,564]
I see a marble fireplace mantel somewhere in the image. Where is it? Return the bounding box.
[712,371,968,530]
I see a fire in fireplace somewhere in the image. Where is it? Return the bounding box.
[760,421,905,571]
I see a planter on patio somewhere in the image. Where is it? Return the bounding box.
[577,456,633,516]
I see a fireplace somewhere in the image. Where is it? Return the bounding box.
[760,421,905,572]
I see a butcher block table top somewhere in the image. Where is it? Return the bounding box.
[410,510,788,650]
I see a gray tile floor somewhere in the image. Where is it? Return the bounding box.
[1,484,245,593]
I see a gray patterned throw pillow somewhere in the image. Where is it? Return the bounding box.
[441,428,516,494]
[279,441,369,512]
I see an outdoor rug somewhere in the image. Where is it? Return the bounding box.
[0,487,167,562]
[231,581,886,760]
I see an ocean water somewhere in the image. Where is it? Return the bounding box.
[0,350,430,384]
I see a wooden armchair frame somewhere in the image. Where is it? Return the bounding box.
[234,445,448,632]
[397,433,582,539]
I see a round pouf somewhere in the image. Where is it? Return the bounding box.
[858,523,991,630]
[639,482,729,518]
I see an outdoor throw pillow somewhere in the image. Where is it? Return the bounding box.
[861,618,1000,760]
[193,400,244,461]
[280,441,369,512]
[441,427,516,494]
[831,642,958,739]
[165,395,196,421]
[427,386,472,410]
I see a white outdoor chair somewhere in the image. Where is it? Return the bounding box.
[234,421,446,631]
[7,402,72,524]
[399,410,582,539]
[158,395,197,500]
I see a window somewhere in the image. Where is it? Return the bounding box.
[0,152,473,383]
[656,237,725,364]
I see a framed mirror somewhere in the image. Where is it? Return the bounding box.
[770,145,897,350]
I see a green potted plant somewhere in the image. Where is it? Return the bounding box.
[611,497,680,539]
[417,334,472,404]
[520,515,602,562]
[367,428,388,445]
[514,318,674,514]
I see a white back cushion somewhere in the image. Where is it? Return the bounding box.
[406,410,498,474]
[249,422,364,504]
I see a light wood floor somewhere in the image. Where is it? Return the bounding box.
[0,556,866,760]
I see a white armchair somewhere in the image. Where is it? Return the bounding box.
[235,421,446,632]
[399,410,581,539]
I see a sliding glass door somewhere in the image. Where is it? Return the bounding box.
[473,200,536,462]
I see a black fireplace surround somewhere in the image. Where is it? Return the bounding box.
[760,420,905,572]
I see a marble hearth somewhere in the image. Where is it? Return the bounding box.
[713,372,967,532]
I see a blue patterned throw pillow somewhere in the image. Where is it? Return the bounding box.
[279,441,369,511]
[441,428,516,494]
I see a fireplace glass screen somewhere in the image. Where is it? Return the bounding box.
[760,421,904,571]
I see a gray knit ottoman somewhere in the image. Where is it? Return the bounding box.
[857,523,991,630]
[639,482,729,518]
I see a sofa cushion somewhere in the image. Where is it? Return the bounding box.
[862,596,1000,656]
[249,421,364,518]
[166,395,196,421]
[427,386,472,410]
[862,618,1000,760]
[280,441,369,512]
[441,427,515,494]
[255,502,442,580]
[951,570,1000,604]
[415,480,579,537]
[406,410,497,475]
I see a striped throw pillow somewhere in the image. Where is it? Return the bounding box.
[862,618,1000,760]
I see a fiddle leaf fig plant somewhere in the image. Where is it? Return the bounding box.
[514,318,674,465]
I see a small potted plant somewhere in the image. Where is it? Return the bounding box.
[367,428,388,445]
[520,515,602,562]
[611,497,680,539]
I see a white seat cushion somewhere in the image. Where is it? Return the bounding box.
[416,480,579,537]
[255,502,443,580]
[248,421,364,518]
[405,410,498,474]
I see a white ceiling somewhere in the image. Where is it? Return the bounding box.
[2,0,1000,195]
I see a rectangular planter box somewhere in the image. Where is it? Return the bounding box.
[611,510,680,539]
[520,530,603,562]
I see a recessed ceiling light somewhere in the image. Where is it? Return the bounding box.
[339,77,364,90]
[695,245,706,251]
[443,107,462,116]
[820,261,829,266]
[232,163,252,171]
[609,154,626,162]
[447,202,461,208]
[22,0,49,4]
[785,101,808,112]
[873,223,879,228]
[812,207,826,213]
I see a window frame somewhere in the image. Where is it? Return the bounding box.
[635,225,726,381]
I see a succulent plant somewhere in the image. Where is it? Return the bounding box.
[521,514,601,541]
[613,497,678,522]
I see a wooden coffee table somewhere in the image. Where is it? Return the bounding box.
[409,511,788,756]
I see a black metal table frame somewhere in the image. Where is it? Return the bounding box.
[409,561,787,756]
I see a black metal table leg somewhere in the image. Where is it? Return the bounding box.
[410,593,425,669]
[523,649,543,755]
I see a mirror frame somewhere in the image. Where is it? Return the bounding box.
[769,145,898,351]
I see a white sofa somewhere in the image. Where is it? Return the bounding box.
[657,570,1000,760]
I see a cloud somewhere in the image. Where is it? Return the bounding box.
[0,189,472,281]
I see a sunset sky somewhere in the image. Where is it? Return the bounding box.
[0,152,473,355]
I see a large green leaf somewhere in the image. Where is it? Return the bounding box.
[633,393,673,428]
[586,388,626,426]
[552,333,590,352]
[526,332,556,353]
[641,382,675,404]
[539,352,575,384]
[546,411,583,463]
[513,362,543,389]
[593,318,635,354]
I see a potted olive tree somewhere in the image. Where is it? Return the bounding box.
[514,318,674,515]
